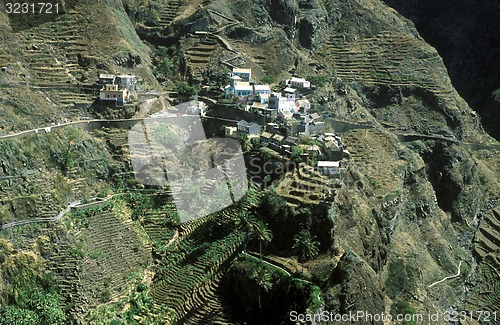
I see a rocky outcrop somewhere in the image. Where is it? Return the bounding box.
[297,2,328,50]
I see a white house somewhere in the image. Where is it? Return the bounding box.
[295,99,311,113]
[225,81,253,97]
[231,68,251,82]
[259,93,270,104]
[98,74,115,85]
[317,161,340,177]
[116,74,137,92]
[283,87,300,101]
[234,82,253,97]
[268,92,296,111]
[100,84,130,104]
[253,84,271,96]
[286,77,311,89]
[230,75,242,87]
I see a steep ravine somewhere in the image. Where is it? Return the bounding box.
[382,0,500,140]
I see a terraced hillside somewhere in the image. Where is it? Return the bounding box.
[466,253,500,319]
[474,207,500,260]
[48,206,150,320]
[344,128,404,198]
[185,33,220,82]
[275,163,338,206]
[320,32,453,96]
[4,10,94,120]
[148,190,260,324]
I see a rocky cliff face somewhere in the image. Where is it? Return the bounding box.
[383,0,500,140]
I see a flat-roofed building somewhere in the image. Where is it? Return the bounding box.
[231,68,251,82]
[286,77,311,89]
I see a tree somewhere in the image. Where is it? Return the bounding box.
[153,58,173,81]
[235,212,259,253]
[292,229,319,271]
[251,267,273,311]
[291,146,303,163]
[32,292,66,325]
[238,133,253,152]
[177,82,198,100]
[253,221,273,261]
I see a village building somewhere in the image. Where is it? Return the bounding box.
[237,120,261,137]
[115,74,137,92]
[295,99,311,113]
[99,83,130,105]
[270,133,285,147]
[253,84,271,96]
[229,75,242,87]
[265,123,279,133]
[285,119,300,136]
[324,138,342,160]
[286,77,311,89]
[268,93,296,111]
[259,93,270,104]
[260,131,273,144]
[98,74,115,85]
[231,68,251,82]
[283,87,300,100]
[317,161,340,177]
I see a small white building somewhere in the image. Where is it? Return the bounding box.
[268,92,296,111]
[283,87,300,101]
[286,77,311,89]
[115,74,137,92]
[295,99,311,112]
[317,161,340,177]
[231,68,252,82]
[230,75,242,87]
[98,74,116,85]
[253,84,271,95]
[234,82,253,97]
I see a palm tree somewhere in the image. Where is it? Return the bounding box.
[251,267,273,311]
[292,229,320,272]
[253,221,273,261]
[235,212,259,253]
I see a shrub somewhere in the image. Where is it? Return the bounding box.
[385,257,417,299]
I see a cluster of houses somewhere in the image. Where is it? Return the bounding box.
[97,74,137,106]
[221,67,349,178]
[224,67,323,136]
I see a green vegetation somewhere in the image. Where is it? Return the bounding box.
[202,65,230,87]
[312,74,328,88]
[293,229,320,271]
[225,255,319,323]
[153,57,173,81]
[391,300,418,325]
[0,291,66,325]
[291,146,304,163]
[385,257,418,299]
[177,82,198,100]
[260,75,275,84]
